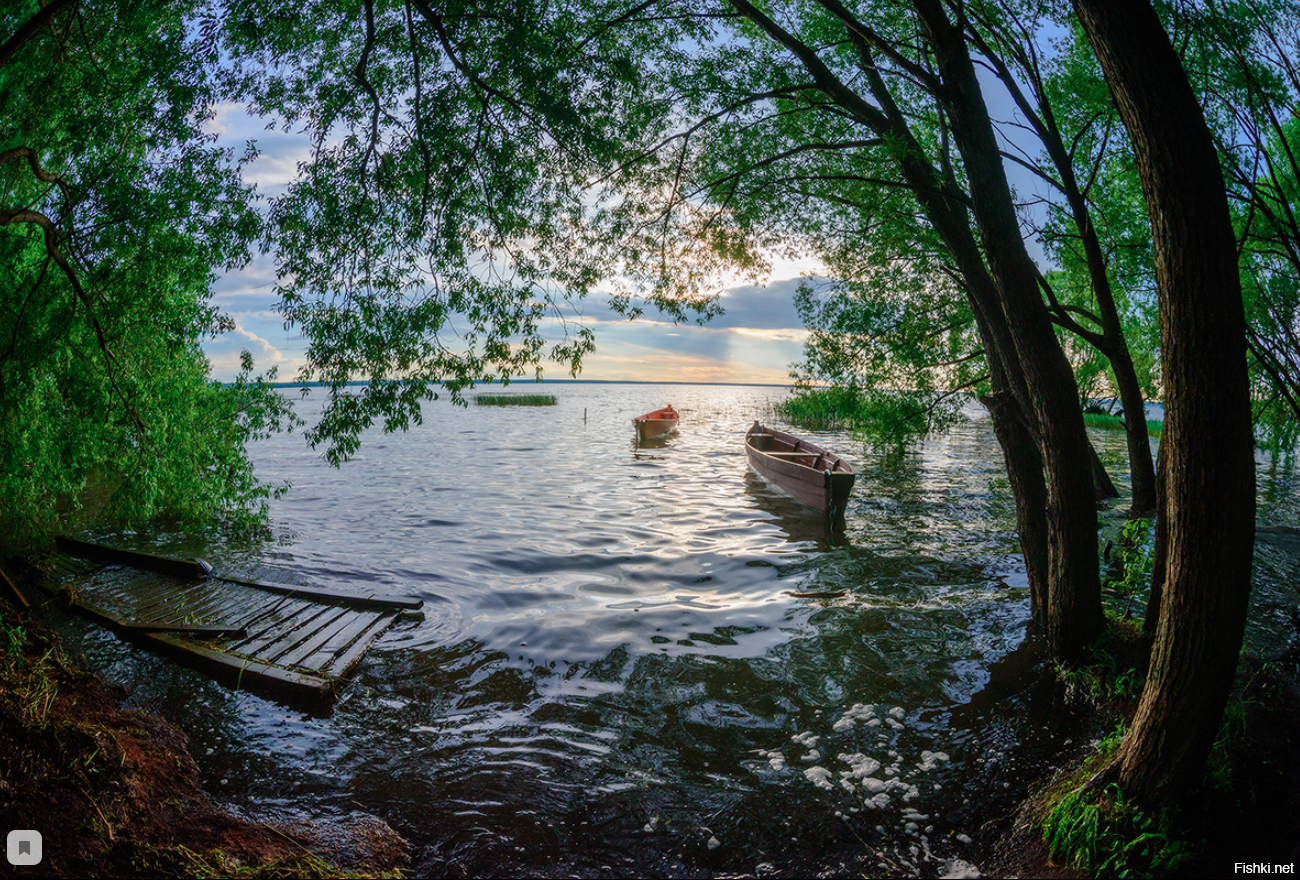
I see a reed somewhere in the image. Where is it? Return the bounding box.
[1083,412,1163,436]
[474,393,557,407]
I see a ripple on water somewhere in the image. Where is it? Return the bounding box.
[54,384,1300,877]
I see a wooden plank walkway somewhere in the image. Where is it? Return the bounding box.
[49,538,423,710]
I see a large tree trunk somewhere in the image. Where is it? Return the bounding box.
[731,0,1102,659]
[1073,0,1257,805]
[983,389,1050,617]
[913,0,1103,661]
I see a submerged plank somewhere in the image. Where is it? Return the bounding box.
[57,536,212,579]
[325,612,400,679]
[290,610,387,672]
[213,572,423,611]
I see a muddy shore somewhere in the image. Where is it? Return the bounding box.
[0,593,408,879]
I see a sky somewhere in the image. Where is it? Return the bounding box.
[200,103,824,387]
[199,49,1055,390]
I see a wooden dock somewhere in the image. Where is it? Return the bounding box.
[48,537,423,710]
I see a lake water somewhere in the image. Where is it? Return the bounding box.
[55,382,1300,877]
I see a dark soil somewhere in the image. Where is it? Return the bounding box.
[0,598,408,879]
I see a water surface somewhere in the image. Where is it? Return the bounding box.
[57,383,1300,877]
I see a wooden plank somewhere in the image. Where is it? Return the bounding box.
[227,598,313,647]
[144,634,334,706]
[267,607,353,666]
[213,573,423,611]
[186,589,283,630]
[0,562,29,610]
[323,614,396,678]
[115,573,201,610]
[121,621,247,638]
[148,592,233,627]
[56,536,212,579]
[291,611,387,672]
[273,609,377,670]
[232,604,334,658]
[60,591,332,707]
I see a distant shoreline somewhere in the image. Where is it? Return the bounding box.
[265,378,791,389]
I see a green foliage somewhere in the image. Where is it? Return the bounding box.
[2,620,26,662]
[473,393,557,406]
[217,0,724,464]
[1083,412,1163,437]
[1103,517,1156,620]
[1043,783,1192,877]
[0,1,292,552]
[773,383,963,452]
[772,386,867,430]
[1059,618,1146,702]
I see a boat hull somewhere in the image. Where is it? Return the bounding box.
[633,406,680,439]
[745,422,855,519]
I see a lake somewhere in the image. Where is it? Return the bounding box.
[54,382,1300,877]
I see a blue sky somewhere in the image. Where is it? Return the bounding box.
[200,103,822,387]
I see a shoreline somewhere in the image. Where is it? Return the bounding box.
[0,580,409,879]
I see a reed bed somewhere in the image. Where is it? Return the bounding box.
[1083,412,1163,436]
[474,393,557,407]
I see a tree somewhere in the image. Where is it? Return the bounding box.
[0,1,290,552]
[1072,0,1257,804]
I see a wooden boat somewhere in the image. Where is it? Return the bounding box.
[633,405,679,439]
[745,421,855,520]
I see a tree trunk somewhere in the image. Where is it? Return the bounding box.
[1073,0,1257,805]
[1087,438,1120,500]
[913,0,1103,661]
[982,389,1050,617]
[1109,343,1158,513]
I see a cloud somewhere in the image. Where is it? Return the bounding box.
[202,325,299,381]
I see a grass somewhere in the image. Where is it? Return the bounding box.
[1058,618,1148,703]
[771,386,865,430]
[1043,782,1191,877]
[473,393,557,406]
[161,845,403,879]
[1083,412,1163,436]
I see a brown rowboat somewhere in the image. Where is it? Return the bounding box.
[633,405,680,439]
[745,421,855,521]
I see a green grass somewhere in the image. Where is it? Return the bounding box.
[1043,782,1191,877]
[473,393,557,407]
[1058,618,1147,703]
[1084,412,1163,436]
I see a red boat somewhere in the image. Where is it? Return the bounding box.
[633,405,680,439]
[745,421,855,521]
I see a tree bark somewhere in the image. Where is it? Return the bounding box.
[1073,0,1257,805]
[982,389,1049,617]
[913,0,1103,661]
